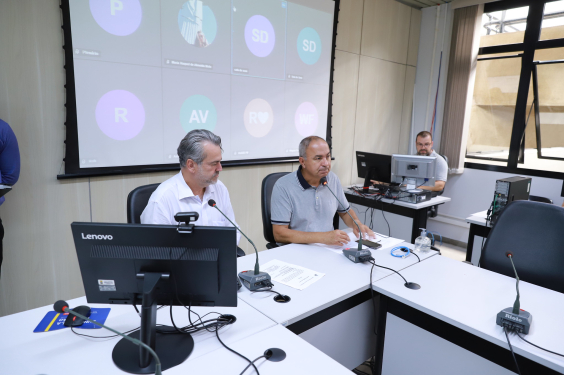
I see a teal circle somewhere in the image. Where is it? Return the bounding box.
[201,6,217,44]
[180,95,217,133]
[297,27,322,65]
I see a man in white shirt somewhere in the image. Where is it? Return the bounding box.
[141,129,240,244]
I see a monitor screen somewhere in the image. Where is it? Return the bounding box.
[356,151,392,186]
[391,154,436,187]
[71,222,238,307]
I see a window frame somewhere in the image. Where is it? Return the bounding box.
[465,0,564,179]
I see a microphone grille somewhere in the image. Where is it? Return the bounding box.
[208,199,216,207]
[320,177,327,185]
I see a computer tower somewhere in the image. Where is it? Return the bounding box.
[490,176,531,225]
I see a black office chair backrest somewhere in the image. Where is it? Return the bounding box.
[481,200,564,293]
[438,154,448,196]
[261,172,290,245]
[127,183,160,224]
[529,195,553,204]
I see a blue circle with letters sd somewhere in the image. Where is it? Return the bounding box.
[297,27,322,65]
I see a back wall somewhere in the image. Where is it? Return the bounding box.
[0,0,420,316]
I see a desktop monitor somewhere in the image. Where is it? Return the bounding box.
[391,154,437,188]
[356,151,392,188]
[71,222,237,373]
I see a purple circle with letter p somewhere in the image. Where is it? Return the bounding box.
[95,90,145,140]
[89,0,142,36]
[244,15,275,57]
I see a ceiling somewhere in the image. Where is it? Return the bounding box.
[396,0,454,10]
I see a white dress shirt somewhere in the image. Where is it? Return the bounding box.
[140,172,240,244]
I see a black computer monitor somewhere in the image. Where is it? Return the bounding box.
[356,151,392,188]
[71,222,237,373]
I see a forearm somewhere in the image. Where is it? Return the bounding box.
[273,226,329,245]
[339,210,359,229]
[419,180,445,192]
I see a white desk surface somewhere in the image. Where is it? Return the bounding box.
[372,255,564,373]
[237,240,436,326]
[186,324,352,375]
[0,296,276,374]
[466,210,489,227]
[346,185,451,209]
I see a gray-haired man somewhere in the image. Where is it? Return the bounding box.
[141,129,240,244]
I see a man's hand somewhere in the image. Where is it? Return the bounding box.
[353,223,375,240]
[324,230,350,246]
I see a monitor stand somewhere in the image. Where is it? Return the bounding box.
[112,273,194,374]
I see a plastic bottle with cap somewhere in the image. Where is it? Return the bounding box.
[414,228,431,253]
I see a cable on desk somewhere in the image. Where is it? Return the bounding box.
[251,281,289,302]
[412,252,421,263]
[504,327,522,375]
[216,325,260,375]
[369,260,408,285]
[239,355,267,375]
[71,325,140,339]
[517,332,564,357]
[369,263,378,336]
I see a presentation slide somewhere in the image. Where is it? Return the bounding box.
[68,0,335,169]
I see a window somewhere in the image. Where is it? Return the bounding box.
[465,0,564,176]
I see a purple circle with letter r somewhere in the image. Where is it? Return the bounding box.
[89,0,142,36]
[95,90,145,140]
[244,15,275,57]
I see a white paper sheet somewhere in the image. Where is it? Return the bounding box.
[260,259,325,290]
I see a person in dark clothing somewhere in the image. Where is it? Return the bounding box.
[0,119,20,278]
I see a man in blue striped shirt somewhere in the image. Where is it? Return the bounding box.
[0,119,20,277]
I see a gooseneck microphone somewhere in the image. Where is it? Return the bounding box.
[208,199,273,292]
[495,253,533,334]
[54,300,163,375]
[320,177,372,263]
[320,177,362,251]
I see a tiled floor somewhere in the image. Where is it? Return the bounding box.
[436,242,467,262]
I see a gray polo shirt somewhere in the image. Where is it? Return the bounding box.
[271,167,350,233]
[430,150,448,182]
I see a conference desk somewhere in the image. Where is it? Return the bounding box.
[186,324,352,374]
[0,234,435,374]
[465,209,490,264]
[237,238,437,369]
[372,255,564,375]
[344,186,451,243]
[0,295,277,374]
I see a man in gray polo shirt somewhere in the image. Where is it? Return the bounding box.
[271,136,374,246]
[414,131,448,192]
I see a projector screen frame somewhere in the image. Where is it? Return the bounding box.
[57,0,340,180]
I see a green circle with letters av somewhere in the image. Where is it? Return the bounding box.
[179,95,217,133]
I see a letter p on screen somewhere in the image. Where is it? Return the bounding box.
[110,0,124,16]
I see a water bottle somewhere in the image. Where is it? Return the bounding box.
[414,228,431,253]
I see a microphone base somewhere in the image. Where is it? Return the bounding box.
[113,326,194,374]
[238,270,272,291]
[496,307,532,335]
[343,248,372,263]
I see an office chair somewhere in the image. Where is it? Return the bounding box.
[127,183,246,257]
[127,183,161,224]
[529,195,553,204]
[261,172,290,249]
[427,154,449,218]
[480,200,564,294]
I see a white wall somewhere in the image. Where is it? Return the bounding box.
[427,168,564,243]
[0,0,422,317]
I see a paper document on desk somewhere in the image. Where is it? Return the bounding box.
[260,259,325,290]
[311,231,370,254]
